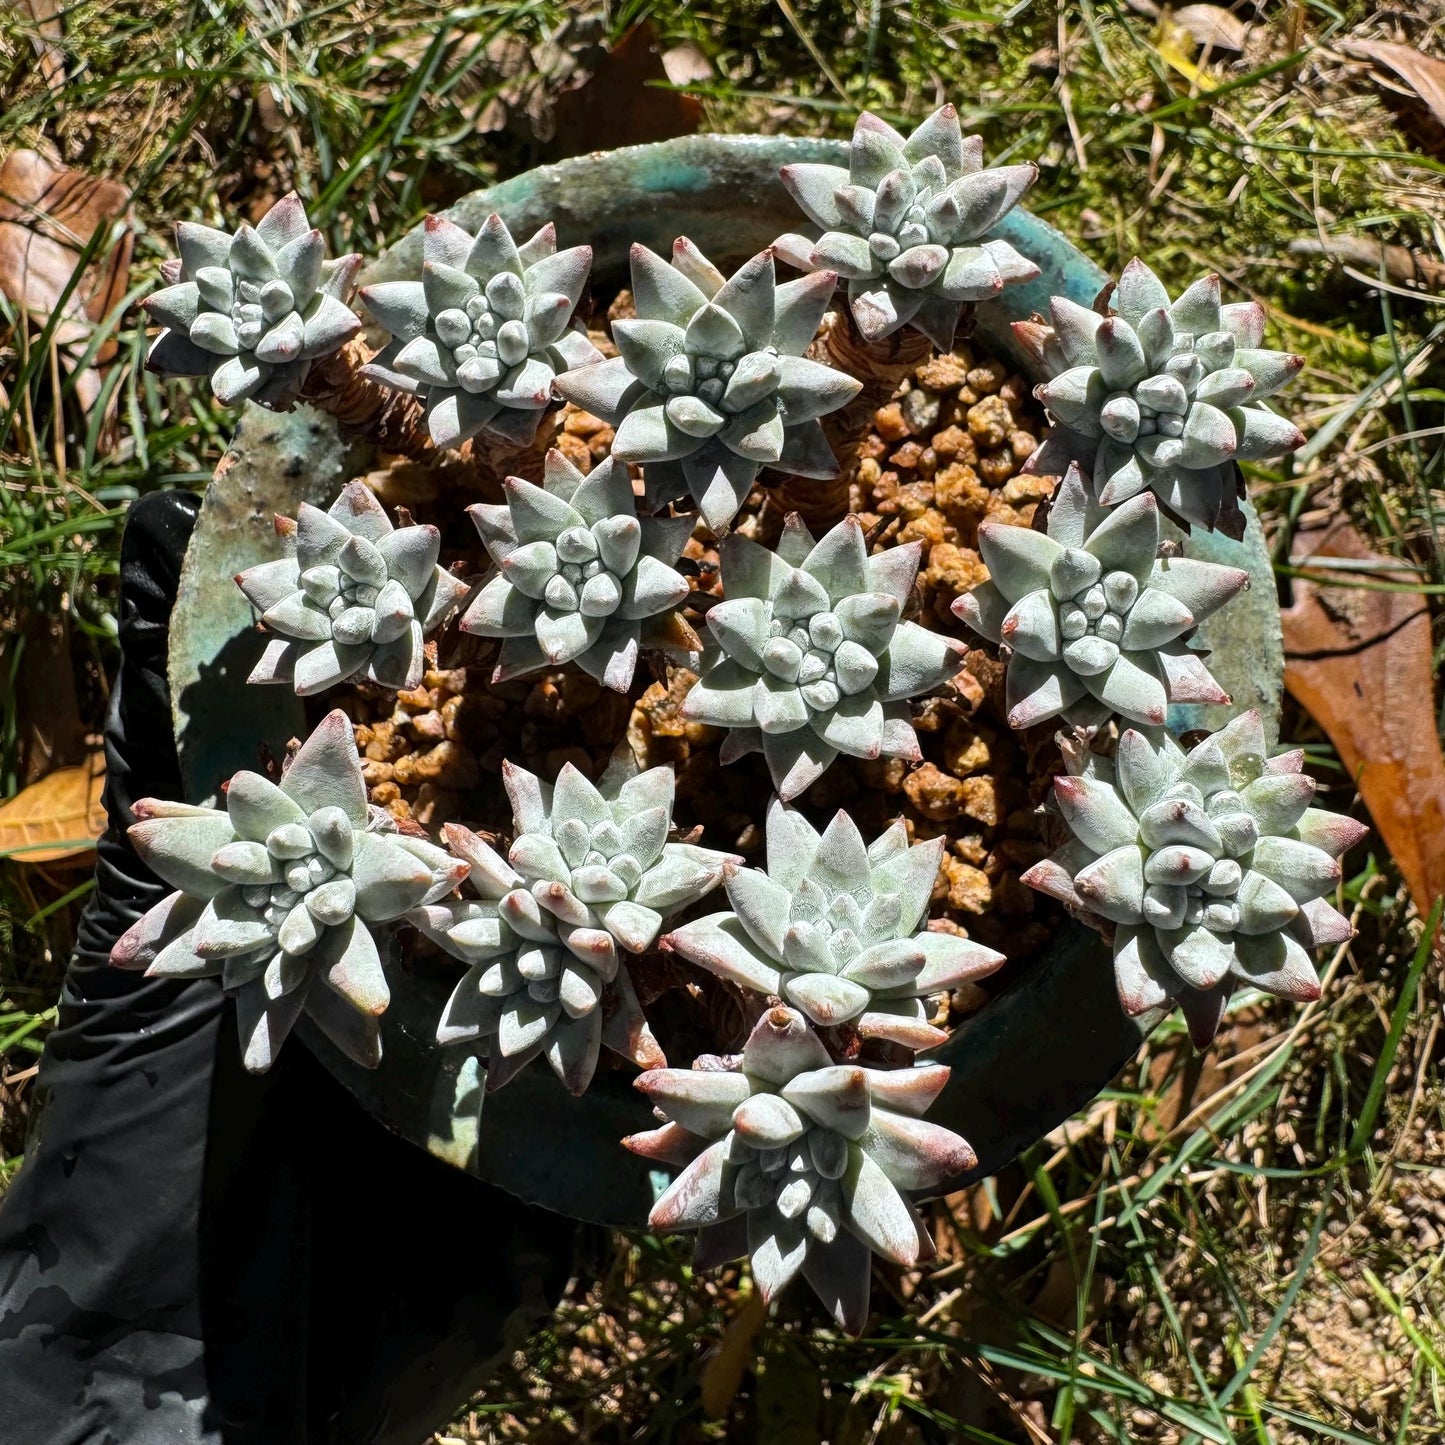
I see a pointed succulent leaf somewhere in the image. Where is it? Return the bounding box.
[561,242,856,532]
[779,105,1036,344]
[966,465,1248,731]
[362,212,593,445]
[113,710,462,1073]
[461,452,688,691]
[1029,720,1361,1038]
[691,517,956,792]
[148,193,360,409]
[1029,263,1306,530]
[631,1006,971,1335]
[238,481,459,697]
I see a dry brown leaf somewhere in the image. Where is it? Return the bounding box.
[5,0,65,100]
[441,9,607,142]
[0,750,106,865]
[433,15,702,152]
[546,23,701,161]
[0,149,133,425]
[1345,38,1445,132]
[1172,4,1246,53]
[1282,519,1445,911]
[697,1287,767,1418]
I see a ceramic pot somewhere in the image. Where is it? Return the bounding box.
[166,135,1284,1226]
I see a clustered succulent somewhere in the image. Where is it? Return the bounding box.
[144,192,362,408]
[682,514,963,799]
[774,105,1039,348]
[626,1006,975,1331]
[1023,712,1367,1045]
[236,480,470,694]
[111,711,467,1072]
[668,800,1003,1046]
[409,754,737,1094]
[556,240,861,533]
[126,104,1361,1338]
[360,212,601,449]
[462,449,697,691]
[1017,259,1305,535]
[953,463,1249,731]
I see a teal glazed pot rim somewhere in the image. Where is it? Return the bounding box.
[168,134,1285,1227]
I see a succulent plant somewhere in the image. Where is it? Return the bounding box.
[624,1005,974,1333]
[772,105,1039,349]
[952,463,1249,731]
[235,480,470,695]
[1023,712,1366,1046]
[1015,260,1305,535]
[461,449,698,690]
[681,513,963,800]
[358,213,601,450]
[554,239,861,534]
[143,192,363,409]
[668,800,1002,1046]
[109,711,467,1072]
[409,752,738,1094]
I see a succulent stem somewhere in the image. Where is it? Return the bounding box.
[296,337,435,456]
[467,408,565,484]
[296,337,564,482]
[771,306,933,533]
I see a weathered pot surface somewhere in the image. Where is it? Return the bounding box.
[168,135,1284,1227]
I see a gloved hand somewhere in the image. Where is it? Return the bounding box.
[0,490,579,1445]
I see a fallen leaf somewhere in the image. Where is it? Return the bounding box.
[546,22,701,160]
[1282,519,1445,912]
[427,9,616,144]
[0,149,133,428]
[698,1287,767,1418]
[4,0,65,100]
[0,750,106,865]
[1345,38,1445,133]
[1173,4,1247,53]
[418,16,702,156]
[461,13,609,141]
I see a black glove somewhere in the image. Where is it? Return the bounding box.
[0,490,578,1445]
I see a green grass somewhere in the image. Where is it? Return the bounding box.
[3,1,1444,1440]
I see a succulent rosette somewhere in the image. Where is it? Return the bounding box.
[1023,712,1366,1045]
[358,213,601,450]
[668,800,1002,1046]
[682,514,964,800]
[109,711,467,1073]
[625,1006,975,1333]
[235,480,469,695]
[773,105,1039,348]
[143,192,362,409]
[461,449,697,690]
[554,238,860,534]
[1016,260,1305,535]
[410,753,738,1094]
[953,463,1249,731]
